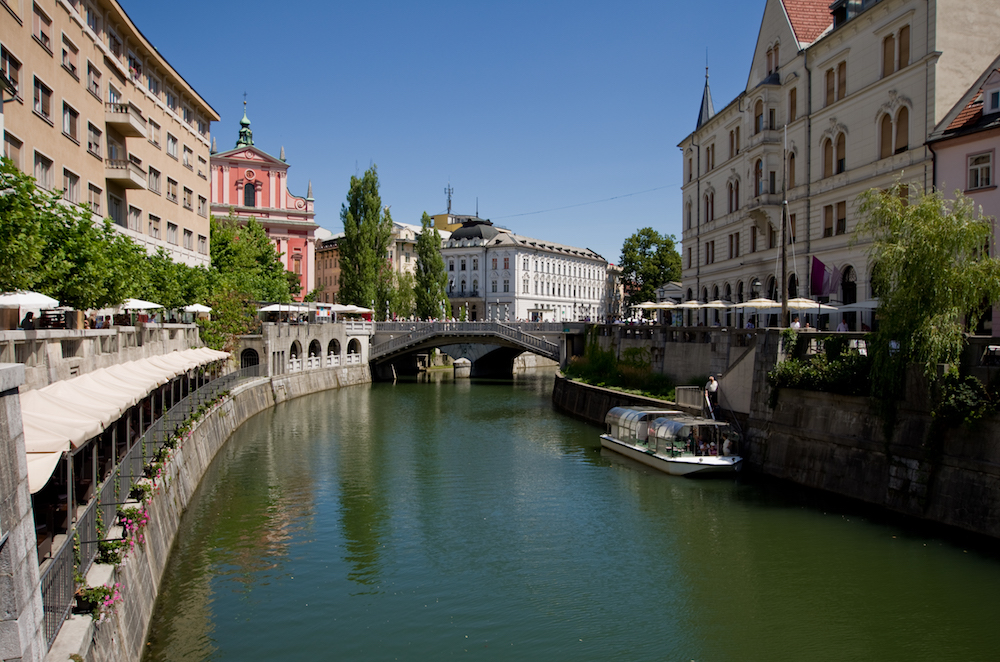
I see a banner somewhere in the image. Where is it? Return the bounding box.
[810,257,841,297]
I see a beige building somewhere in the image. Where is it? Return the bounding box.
[679,0,1000,329]
[1,0,218,267]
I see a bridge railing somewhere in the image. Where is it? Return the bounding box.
[371,321,559,360]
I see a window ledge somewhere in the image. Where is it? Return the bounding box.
[965,185,998,194]
[33,36,53,56]
[62,132,80,146]
[33,110,54,127]
[62,64,79,81]
[87,148,102,161]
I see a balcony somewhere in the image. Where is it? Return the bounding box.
[104,102,147,138]
[448,290,480,299]
[105,159,147,189]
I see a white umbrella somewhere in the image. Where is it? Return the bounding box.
[785,297,838,312]
[738,297,779,309]
[259,303,309,313]
[676,300,703,309]
[702,300,733,310]
[630,301,659,309]
[0,291,60,309]
[121,298,163,310]
[650,301,677,309]
[183,303,212,313]
[838,299,880,311]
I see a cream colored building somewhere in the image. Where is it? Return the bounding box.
[679,0,1000,329]
[1,0,218,267]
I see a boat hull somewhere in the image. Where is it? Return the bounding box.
[600,435,742,476]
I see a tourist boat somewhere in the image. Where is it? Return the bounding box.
[600,407,742,476]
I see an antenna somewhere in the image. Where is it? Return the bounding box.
[476,197,479,217]
[444,183,453,215]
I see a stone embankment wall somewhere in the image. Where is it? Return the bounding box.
[52,364,370,662]
[551,374,698,426]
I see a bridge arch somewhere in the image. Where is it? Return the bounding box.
[308,339,322,357]
[290,341,302,359]
[328,339,341,356]
[348,338,362,354]
[240,348,259,369]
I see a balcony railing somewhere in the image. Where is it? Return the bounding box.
[104,102,147,138]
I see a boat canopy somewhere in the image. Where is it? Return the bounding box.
[605,407,684,444]
[649,417,737,446]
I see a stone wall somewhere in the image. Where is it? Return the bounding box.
[0,325,202,392]
[46,364,371,662]
[0,364,46,662]
[551,374,698,427]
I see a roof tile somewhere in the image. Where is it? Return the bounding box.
[783,0,832,45]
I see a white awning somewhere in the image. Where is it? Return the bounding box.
[22,347,230,493]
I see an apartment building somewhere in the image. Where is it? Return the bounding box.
[679,0,1000,328]
[1,0,218,267]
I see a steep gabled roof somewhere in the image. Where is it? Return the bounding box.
[782,0,832,46]
[696,70,715,129]
[929,53,1000,143]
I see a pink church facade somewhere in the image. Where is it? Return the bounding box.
[210,107,318,300]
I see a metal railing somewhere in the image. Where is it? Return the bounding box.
[38,364,262,649]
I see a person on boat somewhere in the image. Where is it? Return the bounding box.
[722,433,733,457]
[709,441,717,455]
[705,376,719,410]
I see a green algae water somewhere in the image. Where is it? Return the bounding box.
[144,372,1000,661]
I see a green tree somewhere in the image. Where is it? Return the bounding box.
[388,271,416,319]
[339,166,393,314]
[210,213,292,303]
[618,228,682,308]
[855,184,1000,420]
[198,289,260,352]
[414,212,448,319]
[0,157,46,291]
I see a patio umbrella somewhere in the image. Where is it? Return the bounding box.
[183,303,212,313]
[650,301,677,309]
[121,298,163,310]
[630,301,659,309]
[738,297,779,309]
[785,297,839,313]
[676,300,703,309]
[702,300,733,310]
[0,291,60,309]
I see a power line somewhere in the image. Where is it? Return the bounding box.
[494,185,670,220]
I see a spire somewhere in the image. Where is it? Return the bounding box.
[280,145,286,162]
[211,136,217,154]
[306,180,313,201]
[696,65,715,129]
[235,99,254,147]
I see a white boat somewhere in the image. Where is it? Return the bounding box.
[600,407,742,476]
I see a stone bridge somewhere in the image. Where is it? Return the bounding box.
[372,321,581,378]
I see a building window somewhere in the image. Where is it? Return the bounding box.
[198,234,207,254]
[899,26,910,69]
[108,30,122,58]
[504,257,510,269]
[33,77,52,121]
[823,138,834,178]
[449,260,454,272]
[826,68,835,106]
[894,107,908,154]
[472,258,478,270]
[523,258,528,270]
[751,226,758,252]
[87,61,100,97]
[148,119,160,147]
[62,169,79,203]
[148,214,160,238]
[789,214,796,243]
[167,133,177,158]
[491,280,497,293]
[836,201,847,235]
[61,35,78,78]
[183,187,193,210]
[503,279,510,293]
[883,35,895,77]
[182,145,193,169]
[33,152,52,189]
[1,48,20,99]
[754,100,764,134]
[85,3,101,33]
[167,222,178,245]
[198,196,207,217]
[523,279,529,293]
[166,89,177,111]
[127,50,142,80]
[183,106,192,124]
[460,258,466,271]
[108,83,120,104]
[492,257,497,270]
[166,178,178,203]
[62,102,78,141]
[754,159,763,195]
[788,87,797,122]
[788,153,796,189]
[88,183,102,215]
[969,153,992,190]
[33,4,52,51]
[147,74,160,97]
[127,205,140,231]
[148,167,161,194]
[183,229,193,250]
[108,194,123,225]
[824,205,834,237]
[244,182,255,207]
[837,62,846,101]
[835,133,846,174]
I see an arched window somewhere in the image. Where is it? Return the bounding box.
[709,192,715,220]
[733,180,739,210]
[895,106,909,154]
[728,182,734,213]
[879,114,893,160]
[754,159,763,195]
[724,283,732,301]
[766,48,773,75]
[737,281,745,303]
[686,201,692,229]
[788,152,796,189]
[754,100,764,134]
[244,182,256,207]
[835,133,846,174]
[788,273,798,298]
[823,138,834,178]
[773,43,780,70]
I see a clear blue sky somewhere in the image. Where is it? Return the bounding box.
[120,0,761,264]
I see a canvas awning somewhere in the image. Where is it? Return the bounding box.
[22,347,230,493]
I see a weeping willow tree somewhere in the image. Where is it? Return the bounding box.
[855,183,1000,432]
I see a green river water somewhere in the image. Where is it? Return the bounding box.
[143,371,1000,661]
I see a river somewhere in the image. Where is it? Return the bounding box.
[143,371,1000,661]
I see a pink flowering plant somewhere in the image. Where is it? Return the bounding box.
[75,582,122,622]
[118,505,150,550]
